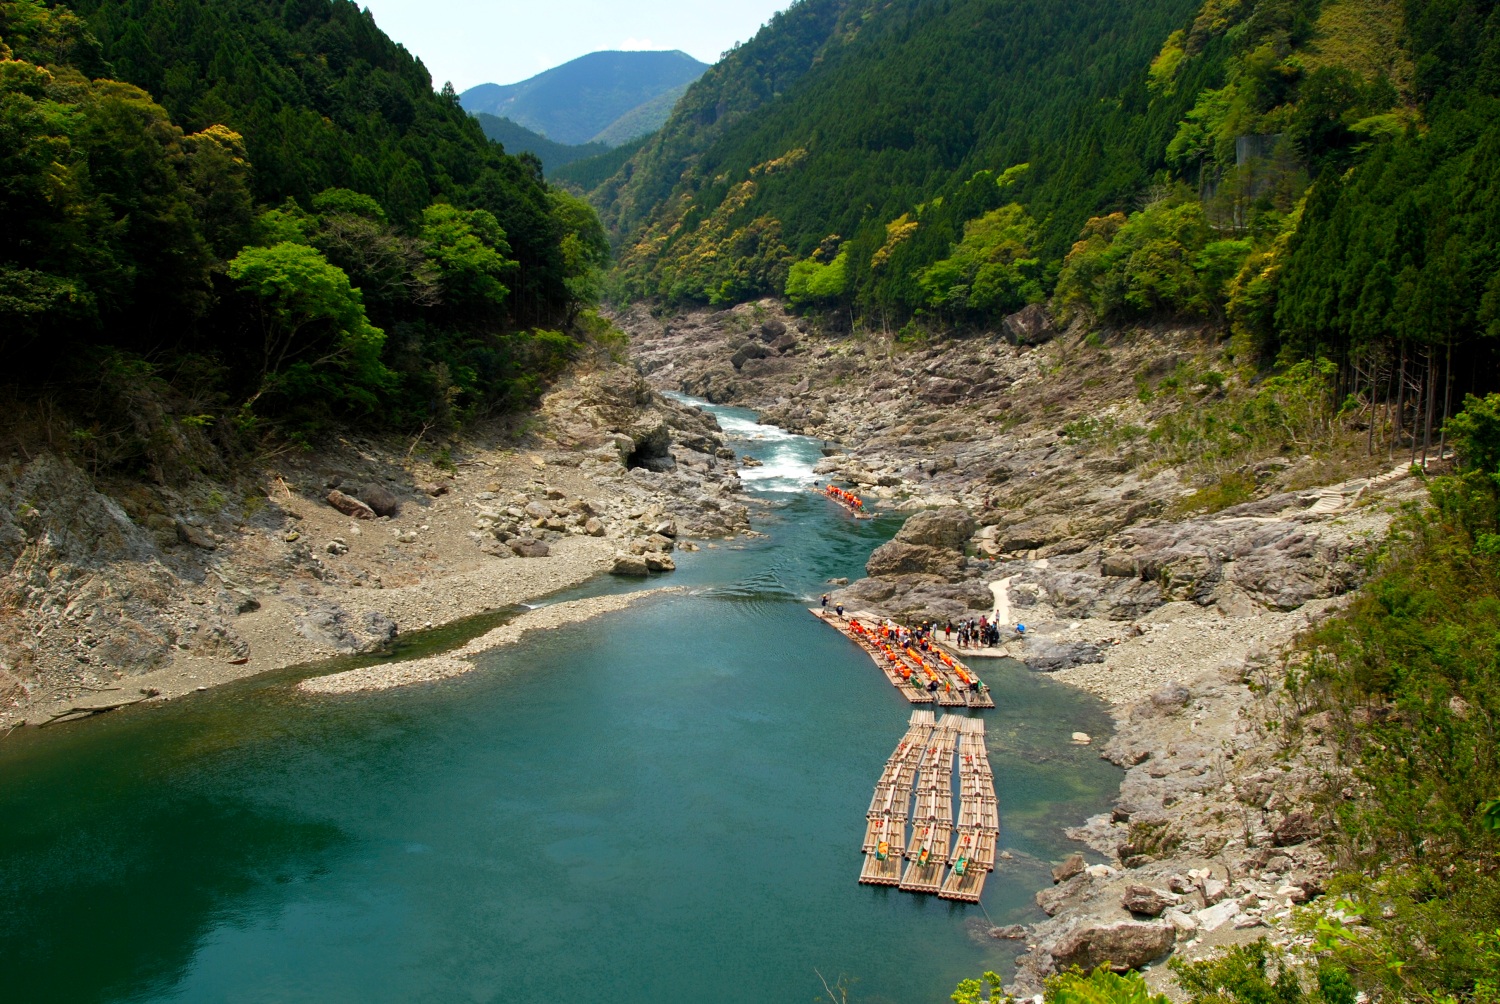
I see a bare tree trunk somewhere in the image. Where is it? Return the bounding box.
[1366,354,1378,457]
[1393,341,1407,460]
[1438,336,1454,459]
[1422,347,1436,468]
[1409,349,1425,468]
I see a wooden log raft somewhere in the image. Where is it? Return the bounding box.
[939,717,1000,902]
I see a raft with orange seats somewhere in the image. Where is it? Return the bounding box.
[813,483,876,519]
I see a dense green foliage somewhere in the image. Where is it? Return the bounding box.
[594,0,1500,420]
[603,0,1206,309]
[550,133,654,194]
[0,0,607,459]
[473,113,608,173]
[1169,941,1355,1004]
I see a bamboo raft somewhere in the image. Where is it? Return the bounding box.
[812,485,876,520]
[939,717,1000,902]
[858,714,1000,903]
[810,610,993,708]
[859,710,935,886]
[900,714,960,893]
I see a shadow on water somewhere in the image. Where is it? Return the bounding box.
[0,398,1120,1003]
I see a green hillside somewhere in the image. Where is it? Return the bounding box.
[459,50,708,146]
[602,0,1209,307]
[550,134,655,194]
[0,0,608,451]
[598,0,1500,407]
[589,81,693,146]
[473,113,609,173]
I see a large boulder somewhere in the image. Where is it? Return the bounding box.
[1020,637,1104,672]
[1052,852,1086,884]
[359,483,401,518]
[508,537,550,558]
[865,541,963,580]
[730,342,771,370]
[1003,303,1057,346]
[895,507,976,549]
[293,601,397,654]
[1273,810,1321,847]
[611,552,650,576]
[1122,885,1175,918]
[327,490,376,520]
[1051,920,1175,971]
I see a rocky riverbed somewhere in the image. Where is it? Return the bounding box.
[615,299,1423,988]
[0,360,754,728]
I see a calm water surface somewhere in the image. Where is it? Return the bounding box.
[0,401,1119,1003]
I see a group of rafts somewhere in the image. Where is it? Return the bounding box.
[815,613,995,709]
[859,712,999,902]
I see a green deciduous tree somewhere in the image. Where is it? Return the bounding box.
[226,241,391,410]
[420,202,516,317]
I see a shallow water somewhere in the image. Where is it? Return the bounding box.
[0,401,1119,1003]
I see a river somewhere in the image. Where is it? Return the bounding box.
[0,400,1119,1003]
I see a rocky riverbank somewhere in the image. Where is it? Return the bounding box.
[615,299,1423,988]
[0,361,753,729]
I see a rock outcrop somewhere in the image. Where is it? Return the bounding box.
[1051,920,1175,971]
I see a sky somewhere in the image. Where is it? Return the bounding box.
[361,0,793,91]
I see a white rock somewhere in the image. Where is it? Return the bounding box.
[1195,900,1241,932]
[1164,909,1198,934]
[1071,732,1093,745]
[1084,863,1116,878]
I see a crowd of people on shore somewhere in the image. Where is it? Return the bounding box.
[947,616,1007,649]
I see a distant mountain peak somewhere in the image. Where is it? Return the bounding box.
[460,49,710,147]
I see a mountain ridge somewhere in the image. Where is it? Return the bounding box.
[472,113,609,173]
[460,49,709,146]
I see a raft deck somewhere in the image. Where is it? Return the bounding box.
[811,610,994,708]
[900,714,961,893]
[939,717,999,902]
[859,711,936,886]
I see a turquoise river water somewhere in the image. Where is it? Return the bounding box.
[0,401,1119,1003]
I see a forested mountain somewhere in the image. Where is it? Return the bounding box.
[551,135,656,194]
[473,113,609,173]
[0,0,608,460]
[596,0,1500,421]
[459,50,709,146]
[598,0,1207,306]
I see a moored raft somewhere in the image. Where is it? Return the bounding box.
[899,714,960,893]
[940,717,999,902]
[860,710,936,886]
[811,609,993,707]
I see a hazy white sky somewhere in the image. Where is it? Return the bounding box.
[362,0,792,90]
